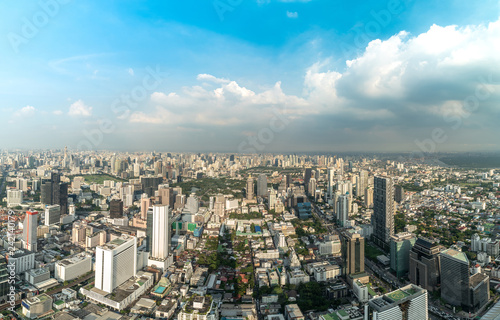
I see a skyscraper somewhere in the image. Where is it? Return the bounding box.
[44,204,61,226]
[440,248,469,307]
[394,185,405,203]
[140,176,163,197]
[151,205,170,260]
[409,237,442,292]
[336,194,349,227]
[304,168,312,192]
[440,248,490,312]
[390,232,416,278]
[372,176,394,247]
[41,172,68,215]
[246,175,254,200]
[109,199,124,219]
[23,210,38,252]
[257,174,267,197]
[365,187,373,208]
[357,170,368,197]
[0,255,8,300]
[327,167,335,200]
[341,231,365,276]
[95,235,137,293]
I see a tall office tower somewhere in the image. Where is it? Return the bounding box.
[308,178,317,197]
[140,194,150,220]
[303,168,312,192]
[186,193,199,213]
[158,185,174,207]
[269,189,277,210]
[16,178,29,192]
[23,210,38,252]
[372,176,394,247]
[246,175,254,200]
[40,172,68,215]
[0,255,8,299]
[356,170,368,197]
[44,204,61,226]
[409,237,442,292]
[440,249,470,309]
[95,235,137,293]
[341,231,365,276]
[214,194,225,217]
[365,187,374,208]
[72,222,87,244]
[394,185,405,203]
[336,194,349,227]
[257,174,267,197]
[327,167,335,200]
[140,176,162,197]
[440,248,490,312]
[366,284,428,320]
[109,199,124,219]
[133,163,140,177]
[150,205,170,260]
[146,208,154,253]
[390,232,416,278]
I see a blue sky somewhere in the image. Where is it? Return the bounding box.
[1,0,499,152]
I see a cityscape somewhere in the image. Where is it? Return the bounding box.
[1,1,500,320]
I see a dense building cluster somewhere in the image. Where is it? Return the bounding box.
[0,149,499,319]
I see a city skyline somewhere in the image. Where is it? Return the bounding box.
[1,1,500,152]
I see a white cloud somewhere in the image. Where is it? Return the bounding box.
[14,105,36,117]
[197,74,229,84]
[128,68,134,76]
[53,110,63,115]
[286,11,298,18]
[129,19,500,151]
[68,100,93,117]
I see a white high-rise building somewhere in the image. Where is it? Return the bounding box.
[16,178,29,192]
[44,205,61,226]
[22,210,38,252]
[95,235,137,293]
[336,194,349,227]
[327,167,335,200]
[7,189,23,207]
[151,205,170,260]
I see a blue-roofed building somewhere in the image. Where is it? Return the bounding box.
[255,226,262,234]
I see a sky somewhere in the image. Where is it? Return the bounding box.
[0,0,499,153]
